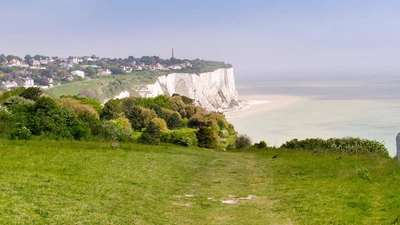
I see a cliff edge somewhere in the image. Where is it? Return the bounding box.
[135,68,239,112]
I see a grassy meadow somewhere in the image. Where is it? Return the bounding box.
[1,140,400,224]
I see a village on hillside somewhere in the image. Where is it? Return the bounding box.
[0,54,194,91]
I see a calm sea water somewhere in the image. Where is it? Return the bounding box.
[229,75,400,156]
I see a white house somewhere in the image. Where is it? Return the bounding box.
[168,65,182,70]
[22,77,34,87]
[60,61,73,69]
[98,68,111,75]
[7,59,21,67]
[2,81,18,89]
[71,70,85,78]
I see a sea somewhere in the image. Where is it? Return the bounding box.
[227,74,400,157]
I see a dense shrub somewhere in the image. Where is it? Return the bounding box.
[0,87,26,103]
[139,121,161,145]
[196,126,218,149]
[19,87,43,101]
[254,140,267,149]
[280,137,389,157]
[27,97,88,140]
[101,118,132,142]
[235,134,252,149]
[167,112,182,129]
[3,96,34,106]
[189,113,205,128]
[57,97,99,118]
[163,130,198,147]
[151,118,168,131]
[100,99,122,120]
[9,124,31,140]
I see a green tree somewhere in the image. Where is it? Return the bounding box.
[24,54,32,62]
[19,87,43,101]
[126,106,143,131]
[167,112,182,129]
[196,126,218,149]
[139,121,161,145]
[100,99,122,120]
[85,66,97,77]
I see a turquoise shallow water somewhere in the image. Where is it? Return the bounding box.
[228,75,400,156]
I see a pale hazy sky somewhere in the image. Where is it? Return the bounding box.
[1,0,400,76]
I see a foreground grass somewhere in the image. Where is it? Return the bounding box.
[0,140,399,224]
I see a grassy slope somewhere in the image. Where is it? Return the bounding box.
[45,71,164,99]
[0,140,399,224]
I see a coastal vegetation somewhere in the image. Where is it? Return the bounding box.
[0,87,237,150]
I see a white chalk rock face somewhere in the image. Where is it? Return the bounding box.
[136,68,239,112]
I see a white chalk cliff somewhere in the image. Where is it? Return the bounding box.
[135,68,239,112]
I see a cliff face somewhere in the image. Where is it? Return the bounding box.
[135,68,239,112]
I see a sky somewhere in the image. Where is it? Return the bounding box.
[1,0,400,77]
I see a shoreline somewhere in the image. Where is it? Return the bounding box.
[225,95,305,119]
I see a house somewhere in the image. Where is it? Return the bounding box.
[60,61,74,69]
[132,65,142,71]
[97,68,111,75]
[7,59,21,67]
[154,63,165,70]
[120,66,133,73]
[39,58,48,64]
[68,57,83,64]
[20,63,29,68]
[168,65,182,70]
[2,81,18,89]
[65,76,74,81]
[31,59,40,67]
[71,70,85,78]
[183,61,192,67]
[22,77,34,87]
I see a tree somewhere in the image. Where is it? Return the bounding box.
[254,141,267,149]
[24,54,32,62]
[169,96,186,118]
[151,118,168,132]
[100,99,122,120]
[126,106,143,131]
[196,126,218,149]
[235,134,252,149]
[139,121,161,145]
[19,87,43,101]
[167,112,182,129]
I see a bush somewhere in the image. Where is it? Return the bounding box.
[168,130,198,147]
[151,118,168,131]
[196,126,218,149]
[19,87,43,101]
[10,124,31,140]
[139,121,161,145]
[280,137,389,157]
[254,140,267,149]
[235,134,252,149]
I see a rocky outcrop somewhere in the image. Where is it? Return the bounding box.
[135,68,239,112]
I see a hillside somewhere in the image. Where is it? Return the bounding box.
[1,140,399,224]
[0,54,232,103]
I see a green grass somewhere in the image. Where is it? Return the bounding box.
[45,71,165,99]
[0,140,399,224]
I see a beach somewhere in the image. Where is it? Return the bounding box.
[226,76,400,156]
[225,95,305,119]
